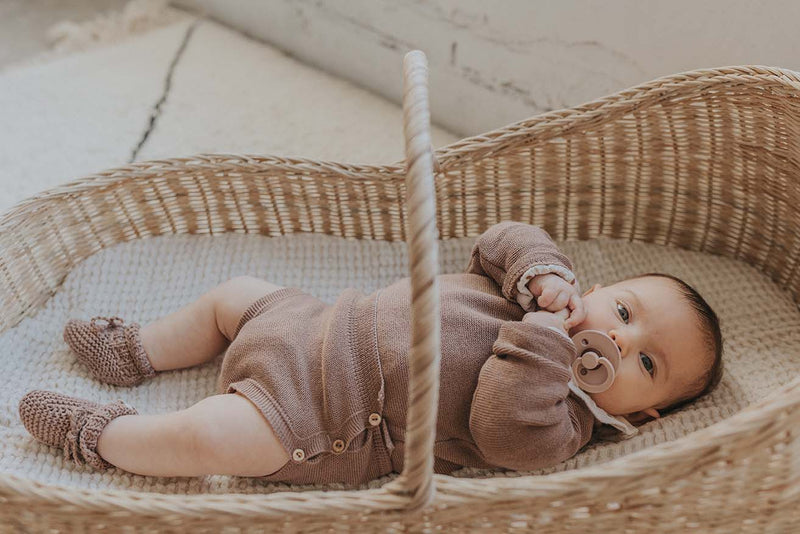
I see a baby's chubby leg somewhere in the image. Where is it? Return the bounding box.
[97,392,290,477]
[142,276,283,371]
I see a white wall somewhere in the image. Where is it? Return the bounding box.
[174,0,800,137]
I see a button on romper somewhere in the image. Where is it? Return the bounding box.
[217,287,396,486]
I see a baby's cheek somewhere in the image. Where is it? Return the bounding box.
[588,388,615,413]
[591,379,628,415]
[575,305,599,332]
[579,298,598,323]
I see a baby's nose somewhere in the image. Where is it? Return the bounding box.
[608,330,625,355]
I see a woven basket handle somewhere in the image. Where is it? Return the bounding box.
[384,50,441,511]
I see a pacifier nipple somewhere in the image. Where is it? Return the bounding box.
[579,351,600,370]
[570,330,622,393]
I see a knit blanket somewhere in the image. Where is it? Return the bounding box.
[0,232,795,494]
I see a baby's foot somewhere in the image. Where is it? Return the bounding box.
[63,316,156,387]
[18,390,137,470]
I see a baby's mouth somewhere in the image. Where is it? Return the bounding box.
[567,318,589,338]
[567,324,580,338]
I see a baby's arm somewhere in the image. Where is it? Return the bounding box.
[465,221,578,311]
[469,316,591,471]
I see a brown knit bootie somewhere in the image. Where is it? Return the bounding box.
[19,390,137,470]
[63,316,156,387]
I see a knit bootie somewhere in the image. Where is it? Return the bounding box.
[18,390,137,470]
[63,316,156,387]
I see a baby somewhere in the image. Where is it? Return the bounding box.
[18,221,724,484]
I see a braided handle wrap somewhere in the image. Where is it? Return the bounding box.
[384,50,441,511]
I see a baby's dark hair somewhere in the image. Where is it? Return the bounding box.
[629,272,724,419]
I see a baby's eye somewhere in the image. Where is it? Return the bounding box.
[640,354,655,376]
[616,303,629,323]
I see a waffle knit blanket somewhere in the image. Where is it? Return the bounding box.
[0,232,795,494]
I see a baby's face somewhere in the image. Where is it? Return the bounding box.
[566,276,708,423]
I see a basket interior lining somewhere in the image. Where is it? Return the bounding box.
[0,232,796,493]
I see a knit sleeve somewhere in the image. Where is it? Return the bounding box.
[468,320,591,471]
[465,221,577,311]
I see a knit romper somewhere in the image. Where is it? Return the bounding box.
[217,285,391,486]
[216,222,636,486]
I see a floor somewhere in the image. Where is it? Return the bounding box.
[0,0,128,69]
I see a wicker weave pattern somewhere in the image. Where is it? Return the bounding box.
[1,61,799,530]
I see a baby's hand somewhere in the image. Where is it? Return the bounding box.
[527,273,586,331]
[522,308,570,333]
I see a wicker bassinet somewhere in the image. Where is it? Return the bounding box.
[1,51,799,532]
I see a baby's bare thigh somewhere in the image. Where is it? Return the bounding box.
[212,276,284,341]
[187,392,290,476]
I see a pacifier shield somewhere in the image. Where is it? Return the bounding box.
[570,330,621,393]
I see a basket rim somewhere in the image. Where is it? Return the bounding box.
[428,64,800,168]
[0,373,796,516]
[0,154,406,232]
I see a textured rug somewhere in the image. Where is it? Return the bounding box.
[0,12,459,214]
[0,231,795,494]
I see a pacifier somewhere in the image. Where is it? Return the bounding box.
[570,330,622,393]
